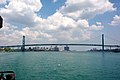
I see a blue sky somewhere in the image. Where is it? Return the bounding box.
[39,0,66,18]
[0,0,120,50]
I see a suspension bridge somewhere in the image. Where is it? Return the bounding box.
[0,34,120,51]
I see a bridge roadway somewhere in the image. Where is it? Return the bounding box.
[0,43,120,48]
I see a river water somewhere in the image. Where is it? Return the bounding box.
[0,51,120,80]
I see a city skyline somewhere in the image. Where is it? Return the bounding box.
[0,0,120,50]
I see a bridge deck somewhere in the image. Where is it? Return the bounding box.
[0,43,120,48]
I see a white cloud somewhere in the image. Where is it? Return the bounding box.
[0,22,21,45]
[31,12,104,43]
[0,12,104,45]
[60,0,116,20]
[90,22,104,30]
[77,19,89,28]
[6,0,42,12]
[0,0,114,45]
[47,12,76,30]
[0,0,42,26]
[110,15,120,26]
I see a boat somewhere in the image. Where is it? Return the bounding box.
[0,71,15,80]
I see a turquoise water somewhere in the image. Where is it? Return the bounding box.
[0,52,120,80]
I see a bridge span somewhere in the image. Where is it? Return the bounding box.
[0,34,120,51]
[0,43,120,48]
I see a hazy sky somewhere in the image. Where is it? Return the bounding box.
[0,0,120,50]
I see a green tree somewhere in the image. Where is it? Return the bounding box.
[4,47,11,52]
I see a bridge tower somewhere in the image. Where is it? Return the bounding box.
[21,35,25,51]
[102,34,104,51]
